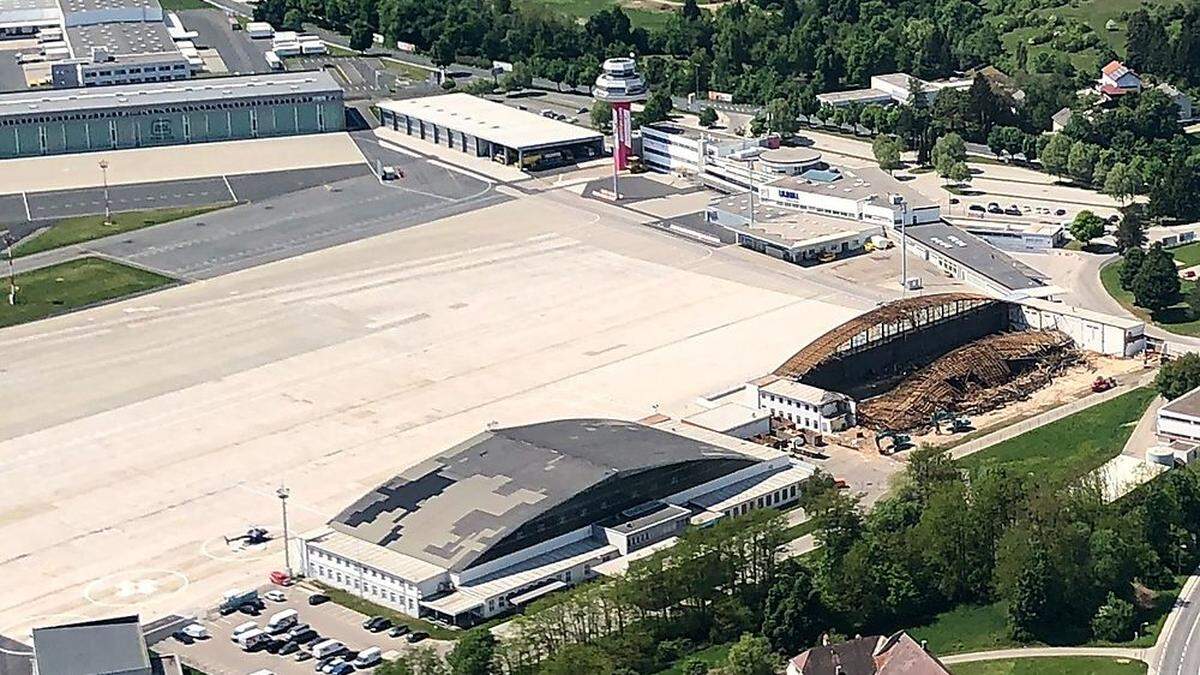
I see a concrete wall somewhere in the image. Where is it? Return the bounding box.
[1158,412,1200,442]
[1010,300,1145,356]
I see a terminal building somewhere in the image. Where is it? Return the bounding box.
[377,93,604,171]
[0,71,344,159]
[298,418,815,627]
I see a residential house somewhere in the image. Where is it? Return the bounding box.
[787,632,951,675]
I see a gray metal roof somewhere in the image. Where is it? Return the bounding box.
[330,419,760,573]
[66,21,178,59]
[905,221,1046,290]
[0,71,342,119]
[60,0,159,15]
[32,615,151,675]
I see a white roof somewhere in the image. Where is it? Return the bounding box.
[1016,297,1144,330]
[304,527,446,583]
[686,463,814,513]
[683,402,769,433]
[760,378,839,405]
[378,93,603,152]
[421,538,616,615]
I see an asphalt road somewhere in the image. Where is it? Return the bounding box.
[1155,571,1200,675]
[179,8,273,76]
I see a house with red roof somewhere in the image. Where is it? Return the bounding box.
[1099,60,1142,95]
[787,632,951,675]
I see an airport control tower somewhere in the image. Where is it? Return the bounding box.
[593,56,648,196]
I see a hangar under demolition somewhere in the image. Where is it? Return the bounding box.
[770,293,1127,433]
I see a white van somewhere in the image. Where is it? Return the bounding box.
[311,638,345,659]
[265,608,298,634]
[230,621,258,641]
[353,647,382,668]
[236,628,271,651]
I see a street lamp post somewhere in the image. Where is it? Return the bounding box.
[3,233,15,306]
[276,485,292,577]
[98,159,111,225]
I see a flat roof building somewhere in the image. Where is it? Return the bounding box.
[904,220,1048,294]
[30,615,168,675]
[299,418,814,627]
[0,0,60,38]
[0,71,344,158]
[956,219,1065,252]
[378,93,604,170]
[708,192,881,264]
[817,73,973,107]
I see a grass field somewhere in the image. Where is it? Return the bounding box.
[13,204,231,258]
[905,575,1183,655]
[1100,250,1200,337]
[908,602,1016,655]
[951,656,1147,675]
[655,643,732,675]
[957,386,1156,486]
[314,582,459,640]
[382,58,434,82]
[0,258,175,328]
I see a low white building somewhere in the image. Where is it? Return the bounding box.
[817,72,973,107]
[298,418,815,627]
[1158,385,1200,444]
[750,375,856,433]
[1009,298,1145,357]
[957,220,1066,252]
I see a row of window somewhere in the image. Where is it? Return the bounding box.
[721,484,799,518]
[0,97,336,126]
[84,64,186,77]
[309,547,420,593]
[308,562,418,612]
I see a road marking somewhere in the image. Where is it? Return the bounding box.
[377,140,420,158]
[21,192,30,221]
[222,174,238,203]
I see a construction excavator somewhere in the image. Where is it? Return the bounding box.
[875,430,913,455]
[931,411,973,434]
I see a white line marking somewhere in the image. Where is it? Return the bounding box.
[22,191,31,221]
[427,159,495,185]
[222,174,238,203]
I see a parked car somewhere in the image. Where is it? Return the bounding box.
[407,631,429,643]
[295,652,313,662]
[949,197,959,204]
[315,655,341,672]
[368,618,393,633]
[1054,208,1067,216]
[279,641,300,656]
[265,590,286,602]
[968,204,985,213]
[1004,206,1022,216]
[1108,214,1121,223]
[287,624,312,641]
[388,625,410,638]
[329,663,355,675]
[362,616,387,631]
[264,638,286,654]
[180,623,208,640]
[986,202,1002,213]
[308,594,330,606]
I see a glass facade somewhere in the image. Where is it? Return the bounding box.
[0,94,344,159]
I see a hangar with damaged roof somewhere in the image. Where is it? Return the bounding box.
[297,417,815,626]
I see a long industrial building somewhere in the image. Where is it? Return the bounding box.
[0,71,344,158]
[377,93,604,170]
[298,418,814,627]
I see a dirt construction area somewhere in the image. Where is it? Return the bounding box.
[912,355,1147,448]
[0,184,885,637]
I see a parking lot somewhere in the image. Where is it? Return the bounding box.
[171,586,449,675]
[179,9,274,76]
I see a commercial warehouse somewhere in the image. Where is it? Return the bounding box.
[0,71,344,159]
[377,93,604,170]
[298,418,815,627]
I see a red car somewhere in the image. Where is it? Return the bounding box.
[269,570,293,586]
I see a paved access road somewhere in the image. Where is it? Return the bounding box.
[1154,572,1200,675]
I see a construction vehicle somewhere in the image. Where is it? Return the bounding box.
[1091,376,1117,393]
[874,430,912,454]
[225,527,270,546]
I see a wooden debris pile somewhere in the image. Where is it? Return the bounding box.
[857,330,1078,432]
